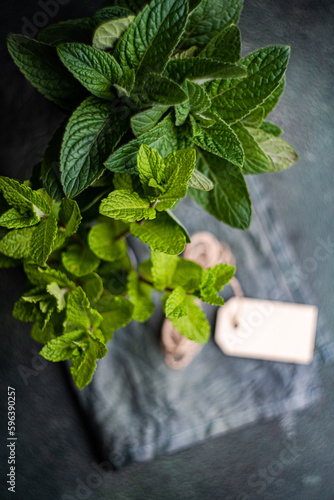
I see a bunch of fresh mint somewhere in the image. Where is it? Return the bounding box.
[2,0,297,389]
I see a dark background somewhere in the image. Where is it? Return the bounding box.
[0,1,333,499]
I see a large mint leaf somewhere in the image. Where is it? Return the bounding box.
[61,96,127,198]
[114,0,188,82]
[207,46,290,124]
[127,271,155,322]
[0,208,39,229]
[7,35,87,111]
[167,295,210,343]
[104,115,173,174]
[41,122,65,200]
[231,122,270,174]
[93,15,135,50]
[179,0,243,49]
[88,221,127,262]
[189,150,252,229]
[131,106,169,136]
[62,244,100,277]
[0,227,34,259]
[199,24,241,62]
[99,189,156,222]
[192,120,244,167]
[247,128,298,172]
[57,43,122,100]
[95,296,134,342]
[164,57,246,84]
[0,177,51,216]
[38,18,94,46]
[29,215,58,266]
[130,211,187,254]
[134,74,187,107]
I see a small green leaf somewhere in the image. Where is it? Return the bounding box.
[199,24,241,63]
[131,106,169,137]
[13,297,41,323]
[179,0,243,49]
[130,211,187,254]
[137,144,165,192]
[62,244,100,277]
[0,176,51,217]
[57,198,82,245]
[95,295,134,342]
[260,121,283,137]
[231,122,270,174]
[114,0,189,83]
[40,330,85,362]
[171,258,203,291]
[127,271,155,322]
[188,169,214,191]
[99,189,156,222]
[175,99,191,126]
[24,263,76,289]
[0,208,40,229]
[190,150,252,229]
[46,282,67,312]
[88,221,127,262]
[0,227,34,259]
[167,295,210,343]
[93,15,135,50]
[65,287,102,333]
[186,79,211,112]
[164,57,246,84]
[61,96,128,198]
[192,120,244,167]
[165,286,187,318]
[104,115,173,174]
[241,107,265,128]
[70,337,107,390]
[29,215,58,266]
[7,35,87,111]
[57,43,122,101]
[200,263,235,305]
[247,128,298,172]
[207,46,290,124]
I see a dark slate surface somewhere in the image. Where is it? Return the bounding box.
[1,1,334,499]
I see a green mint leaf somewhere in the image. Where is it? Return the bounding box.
[46,282,67,312]
[179,0,243,50]
[93,7,133,26]
[127,271,155,322]
[57,43,122,101]
[29,215,58,266]
[175,99,191,126]
[56,198,82,248]
[38,18,94,46]
[151,251,178,290]
[24,263,76,289]
[200,263,235,305]
[70,337,107,390]
[199,24,241,63]
[0,208,39,229]
[41,122,65,200]
[31,319,57,345]
[241,107,265,128]
[0,176,51,217]
[93,15,135,50]
[61,96,128,198]
[114,0,189,82]
[62,244,100,277]
[0,227,34,259]
[165,286,187,318]
[207,46,290,123]
[137,144,165,192]
[65,287,102,333]
[7,35,87,111]
[246,128,298,172]
[186,79,211,112]
[260,121,283,137]
[134,74,188,106]
[130,210,187,255]
[164,57,246,84]
[231,122,270,174]
[95,296,134,342]
[192,119,244,167]
[168,295,210,343]
[190,150,252,229]
[99,189,156,222]
[104,115,173,174]
[88,221,128,262]
[40,330,86,362]
[13,297,41,323]
[187,169,214,191]
[131,106,169,137]
[163,148,196,191]
[80,273,104,305]
[171,258,203,291]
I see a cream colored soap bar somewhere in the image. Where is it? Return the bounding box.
[215,297,318,364]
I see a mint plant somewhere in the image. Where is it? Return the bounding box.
[2,0,298,389]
